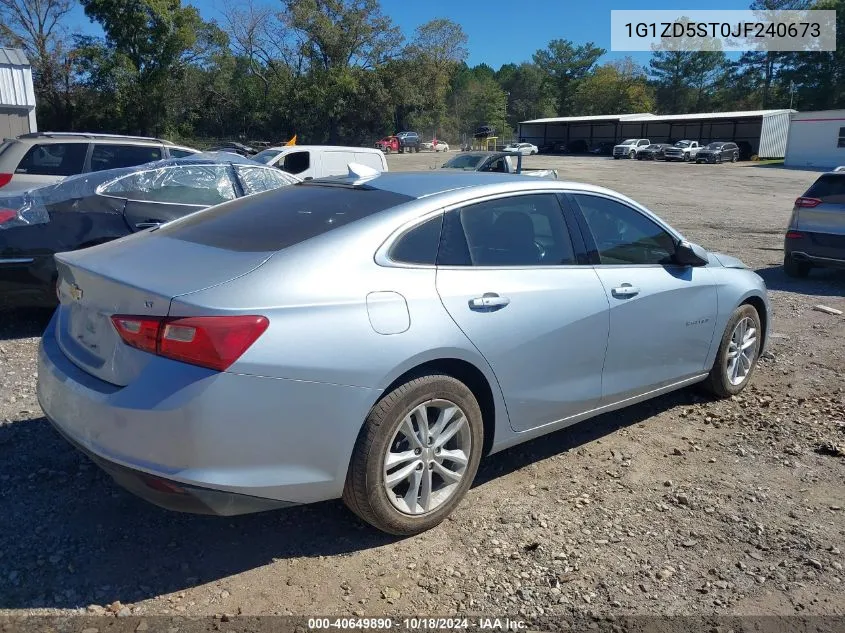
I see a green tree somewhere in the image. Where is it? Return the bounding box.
[77,0,227,134]
[649,50,727,113]
[496,62,556,127]
[571,58,654,115]
[532,39,605,112]
[778,0,845,109]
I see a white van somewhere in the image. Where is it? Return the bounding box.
[252,145,388,180]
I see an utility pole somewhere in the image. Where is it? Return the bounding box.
[789,81,795,109]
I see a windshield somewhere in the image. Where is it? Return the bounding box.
[674,141,691,147]
[442,155,485,169]
[252,149,280,164]
[705,142,724,149]
[621,139,636,144]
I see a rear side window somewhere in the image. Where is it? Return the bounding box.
[389,215,443,265]
[234,165,297,195]
[15,143,88,176]
[157,183,415,252]
[90,144,163,172]
[838,127,845,148]
[805,174,845,204]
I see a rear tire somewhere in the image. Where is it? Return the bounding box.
[343,374,484,536]
[701,304,762,398]
[783,255,811,278]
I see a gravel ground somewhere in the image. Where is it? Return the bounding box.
[0,154,843,624]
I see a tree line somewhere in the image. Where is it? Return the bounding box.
[1,0,843,145]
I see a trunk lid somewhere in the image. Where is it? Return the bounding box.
[53,231,273,386]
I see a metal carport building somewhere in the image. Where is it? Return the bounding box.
[518,109,794,159]
[0,48,37,137]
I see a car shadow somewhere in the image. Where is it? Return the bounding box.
[0,386,705,610]
[0,308,53,341]
[755,265,845,298]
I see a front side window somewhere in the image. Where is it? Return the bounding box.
[90,144,163,172]
[100,165,236,205]
[169,148,197,158]
[281,151,310,175]
[838,127,845,149]
[574,194,677,266]
[235,165,297,195]
[438,194,576,267]
[15,143,88,176]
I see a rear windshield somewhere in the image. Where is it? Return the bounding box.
[156,183,415,252]
[805,174,845,203]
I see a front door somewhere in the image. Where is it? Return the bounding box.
[570,192,718,402]
[435,192,610,432]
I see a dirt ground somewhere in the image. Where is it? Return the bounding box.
[0,153,843,626]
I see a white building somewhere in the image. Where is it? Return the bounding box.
[784,110,845,170]
[0,47,37,137]
[518,109,794,159]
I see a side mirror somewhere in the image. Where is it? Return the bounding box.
[673,240,709,267]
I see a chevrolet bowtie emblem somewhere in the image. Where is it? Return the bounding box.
[69,283,83,302]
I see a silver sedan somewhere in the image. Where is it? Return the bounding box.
[38,169,770,535]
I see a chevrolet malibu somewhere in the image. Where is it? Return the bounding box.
[38,168,770,535]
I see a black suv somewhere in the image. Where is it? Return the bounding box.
[396,132,421,153]
[695,142,740,164]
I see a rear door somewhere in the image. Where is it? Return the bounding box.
[569,192,717,402]
[796,174,845,255]
[435,191,609,432]
[99,164,237,231]
[321,151,354,177]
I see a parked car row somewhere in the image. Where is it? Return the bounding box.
[617,139,741,164]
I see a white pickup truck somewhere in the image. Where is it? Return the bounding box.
[613,139,651,159]
[663,140,702,162]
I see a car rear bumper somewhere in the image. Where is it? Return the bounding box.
[37,312,379,513]
[785,232,845,268]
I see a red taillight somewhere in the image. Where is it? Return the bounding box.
[110,314,268,371]
[0,173,12,188]
[795,197,821,208]
[785,230,805,239]
[0,208,17,224]
[111,315,162,354]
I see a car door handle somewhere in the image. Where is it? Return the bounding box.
[135,221,161,229]
[469,293,511,311]
[611,284,640,298]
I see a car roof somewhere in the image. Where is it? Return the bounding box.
[13,132,177,145]
[333,170,606,199]
[263,145,385,153]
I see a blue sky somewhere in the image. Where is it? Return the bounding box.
[66,0,752,69]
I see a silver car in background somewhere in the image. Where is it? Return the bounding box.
[783,168,845,277]
[38,169,770,535]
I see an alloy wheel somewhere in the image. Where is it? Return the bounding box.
[725,317,758,386]
[383,399,471,515]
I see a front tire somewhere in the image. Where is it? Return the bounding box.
[701,304,762,398]
[628,150,635,159]
[343,374,484,535]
